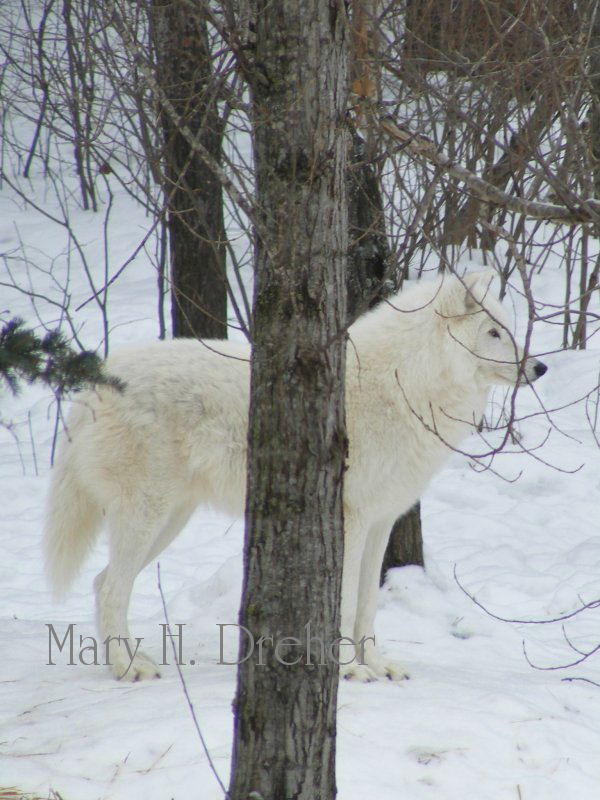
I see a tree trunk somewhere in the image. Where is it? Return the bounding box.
[381,504,424,583]
[347,132,389,319]
[153,0,227,339]
[228,3,348,799]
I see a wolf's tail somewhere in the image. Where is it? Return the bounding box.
[44,436,102,600]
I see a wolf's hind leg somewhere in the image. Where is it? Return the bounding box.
[139,501,198,571]
[95,497,200,681]
[95,500,170,681]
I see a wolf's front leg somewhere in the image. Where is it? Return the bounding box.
[351,519,409,682]
[338,515,381,682]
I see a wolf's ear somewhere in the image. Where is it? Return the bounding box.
[438,269,496,318]
[463,269,495,312]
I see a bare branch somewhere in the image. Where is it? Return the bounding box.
[377,113,600,225]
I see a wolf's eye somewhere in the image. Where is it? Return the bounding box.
[488,329,500,338]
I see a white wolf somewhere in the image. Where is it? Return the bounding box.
[45,271,547,682]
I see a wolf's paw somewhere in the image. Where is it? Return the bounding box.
[373,658,410,682]
[112,651,161,682]
[340,662,379,682]
[340,657,409,683]
[360,641,410,681]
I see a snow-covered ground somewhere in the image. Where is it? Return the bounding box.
[1,168,600,799]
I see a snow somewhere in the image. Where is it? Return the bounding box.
[2,150,600,800]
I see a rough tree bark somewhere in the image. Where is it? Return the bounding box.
[228,2,348,799]
[153,0,227,339]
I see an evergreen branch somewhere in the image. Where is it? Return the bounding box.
[0,318,124,396]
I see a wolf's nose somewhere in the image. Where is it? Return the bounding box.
[534,361,547,378]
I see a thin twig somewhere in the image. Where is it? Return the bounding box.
[157,563,229,799]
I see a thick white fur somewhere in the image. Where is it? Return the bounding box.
[45,271,546,681]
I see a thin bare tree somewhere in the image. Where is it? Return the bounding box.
[152,0,228,339]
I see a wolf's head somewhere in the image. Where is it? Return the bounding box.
[438,271,547,388]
